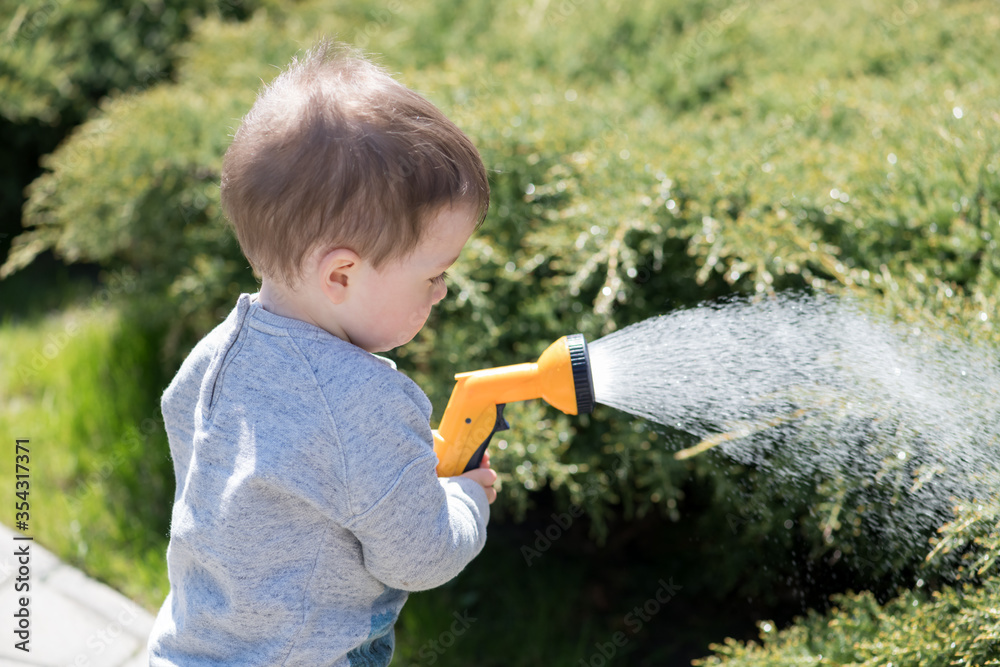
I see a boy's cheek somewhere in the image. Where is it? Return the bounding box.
[394,312,429,345]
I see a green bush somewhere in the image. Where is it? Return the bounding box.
[697,577,1000,665]
[696,492,1000,664]
[0,0,261,121]
[0,0,262,314]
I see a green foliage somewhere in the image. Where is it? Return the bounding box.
[0,0,260,328]
[926,494,1000,581]
[0,0,256,124]
[697,492,1000,664]
[697,578,1000,666]
[0,0,261,313]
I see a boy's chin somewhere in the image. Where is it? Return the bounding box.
[364,331,418,354]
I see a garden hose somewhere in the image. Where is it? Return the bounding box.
[433,335,595,477]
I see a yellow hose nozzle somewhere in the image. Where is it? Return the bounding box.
[434,334,595,477]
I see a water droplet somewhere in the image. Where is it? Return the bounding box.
[505,261,516,272]
[564,89,577,102]
[525,183,535,195]
[666,199,677,211]
[761,622,773,632]
[953,107,963,119]
[887,153,897,165]
[619,149,631,160]
[830,188,841,199]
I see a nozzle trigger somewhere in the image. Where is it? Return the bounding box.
[463,404,508,473]
[495,403,510,432]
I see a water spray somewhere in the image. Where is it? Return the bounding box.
[433,334,595,477]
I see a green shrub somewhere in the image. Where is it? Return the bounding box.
[0,0,254,124]
[696,577,1000,666]
[0,0,262,309]
[696,490,1000,664]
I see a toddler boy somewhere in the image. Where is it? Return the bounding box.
[148,41,496,665]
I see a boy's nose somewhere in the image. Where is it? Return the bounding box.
[431,281,447,305]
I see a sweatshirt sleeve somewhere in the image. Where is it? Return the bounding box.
[346,457,490,591]
[331,367,490,591]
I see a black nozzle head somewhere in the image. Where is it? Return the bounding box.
[566,333,595,414]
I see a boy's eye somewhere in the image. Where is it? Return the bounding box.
[431,271,448,285]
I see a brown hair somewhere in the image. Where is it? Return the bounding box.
[220,41,490,285]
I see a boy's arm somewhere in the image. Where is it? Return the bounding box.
[345,449,490,592]
[161,312,238,500]
[337,379,491,592]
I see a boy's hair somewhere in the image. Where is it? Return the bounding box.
[220,41,490,285]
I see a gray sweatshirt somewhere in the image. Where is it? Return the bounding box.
[148,294,489,666]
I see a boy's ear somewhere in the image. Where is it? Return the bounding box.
[316,248,361,305]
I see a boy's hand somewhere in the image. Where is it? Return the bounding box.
[460,452,497,504]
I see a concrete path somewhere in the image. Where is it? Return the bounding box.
[0,524,154,667]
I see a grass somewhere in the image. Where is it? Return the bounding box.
[0,295,172,609]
